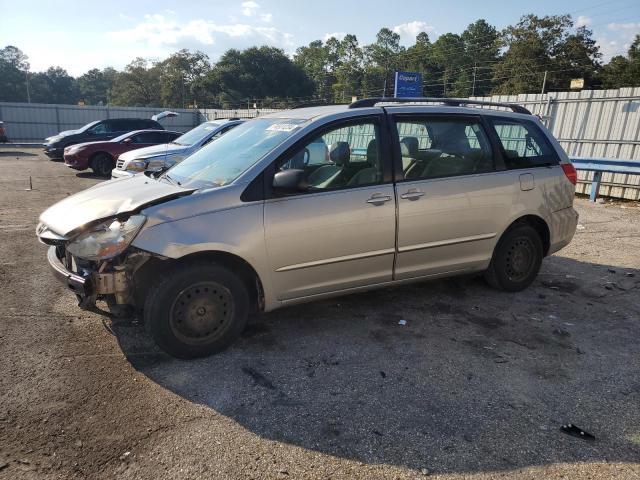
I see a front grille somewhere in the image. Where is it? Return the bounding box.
[116,159,125,169]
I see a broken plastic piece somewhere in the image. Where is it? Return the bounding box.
[560,423,595,441]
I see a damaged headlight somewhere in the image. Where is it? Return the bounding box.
[66,215,146,260]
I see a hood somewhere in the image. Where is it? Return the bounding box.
[119,142,188,161]
[66,140,104,150]
[45,129,79,143]
[39,174,196,237]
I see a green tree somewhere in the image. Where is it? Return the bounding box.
[431,33,468,96]
[157,49,212,108]
[0,45,30,102]
[208,46,313,107]
[109,58,162,106]
[460,20,500,96]
[77,67,117,105]
[363,28,405,96]
[600,35,640,88]
[492,14,575,94]
[29,67,79,104]
[332,34,363,102]
[294,40,333,101]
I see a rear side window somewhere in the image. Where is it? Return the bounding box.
[109,120,129,132]
[394,116,494,180]
[130,132,156,143]
[489,119,559,169]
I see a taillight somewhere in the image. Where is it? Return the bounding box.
[561,163,577,185]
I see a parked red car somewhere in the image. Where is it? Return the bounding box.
[64,129,182,176]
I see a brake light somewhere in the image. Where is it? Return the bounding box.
[561,163,577,185]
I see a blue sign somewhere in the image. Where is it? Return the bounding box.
[394,71,422,98]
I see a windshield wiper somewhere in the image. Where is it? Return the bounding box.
[163,173,181,186]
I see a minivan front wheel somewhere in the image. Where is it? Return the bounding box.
[90,153,114,177]
[484,224,543,292]
[144,263,249,358]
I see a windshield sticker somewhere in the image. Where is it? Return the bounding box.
[266,123,301,132]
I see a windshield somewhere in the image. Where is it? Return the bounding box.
[173,122,222,146]
[162,117,307,189]
[78,120,100,133]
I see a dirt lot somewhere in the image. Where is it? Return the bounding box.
[0,149,639,480]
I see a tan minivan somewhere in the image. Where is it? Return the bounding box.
[37,98,579,358]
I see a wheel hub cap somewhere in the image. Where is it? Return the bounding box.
[170,282,234,345]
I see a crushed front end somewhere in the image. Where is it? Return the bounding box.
[37,217,151,311]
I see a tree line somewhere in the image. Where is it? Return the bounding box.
[1,14,639,109]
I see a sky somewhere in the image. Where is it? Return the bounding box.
[1,0,639,76]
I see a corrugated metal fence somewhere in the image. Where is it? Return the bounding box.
[472,87,640,200]
[0,103,282,142]
[2,87,640,199]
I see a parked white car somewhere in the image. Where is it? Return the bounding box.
[111,118,244,178]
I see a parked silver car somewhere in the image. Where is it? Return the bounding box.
[111,118,244,179]
[37,98,578,358]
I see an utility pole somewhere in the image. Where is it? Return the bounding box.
[472,62,477,97]
[25,70,31,103]
[541,70,548,95]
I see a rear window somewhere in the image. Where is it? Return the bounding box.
[489,119,559,169]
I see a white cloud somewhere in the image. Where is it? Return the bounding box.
[241,1,260,17]
[106,14,294,50]
[607,22,640,30]
[576,15,592,28]
[260,13,273,23]
[323,32,346,42]
[392,21,435,44]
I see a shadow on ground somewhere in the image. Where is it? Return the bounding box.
[76,171,109,180]
[0,151,37,157]
[113,256,640,475]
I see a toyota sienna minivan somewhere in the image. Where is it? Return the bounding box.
[37,97,579,359]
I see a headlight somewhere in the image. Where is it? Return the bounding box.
[127,160,149,172]
[146,158,166,171]
[66,215,146,260]
[66,145,83,154]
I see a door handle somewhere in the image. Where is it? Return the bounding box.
[366,193,392,205]
[400,189,425,200]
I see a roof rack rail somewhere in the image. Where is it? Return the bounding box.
[348,97,532,115]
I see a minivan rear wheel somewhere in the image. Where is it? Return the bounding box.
[143,263,249,359]
[484,224,543,292]
[90,153,114,177]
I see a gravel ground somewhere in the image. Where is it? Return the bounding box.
[0,149,639,480]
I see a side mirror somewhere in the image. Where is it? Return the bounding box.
[272,169,308,193]
[122,138,132,144]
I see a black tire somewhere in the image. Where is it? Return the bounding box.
[90,153,114,177]
[484,224,543,292]
[143,262,249,359]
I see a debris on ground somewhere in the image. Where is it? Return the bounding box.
[560,424,595,441]
[398,319,407,326]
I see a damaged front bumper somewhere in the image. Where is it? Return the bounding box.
[47,246,134,309]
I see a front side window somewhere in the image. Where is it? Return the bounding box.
[276,120,382,191]
[88,121,108,135]
[395,117,493,180]
[490,119,559,169]
[163,117,307,189]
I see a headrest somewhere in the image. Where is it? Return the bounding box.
[366,139,377,163]
[400,137,419,158]
[329,141,350,166]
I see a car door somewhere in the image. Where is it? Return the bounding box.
[263,116,396,301]
[392,114,515,279]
